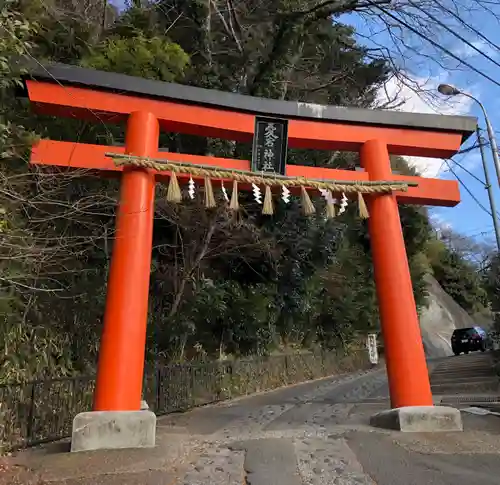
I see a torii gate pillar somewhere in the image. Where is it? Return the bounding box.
[361,139,432,408]
[93,111,158,411]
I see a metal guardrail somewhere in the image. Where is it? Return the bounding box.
[0,350,368,450]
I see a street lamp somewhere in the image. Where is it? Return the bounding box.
[438,83,500,189]
[437,84,461,96]
[438,83,500,251]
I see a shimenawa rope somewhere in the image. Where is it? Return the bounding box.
[107,153,414,219]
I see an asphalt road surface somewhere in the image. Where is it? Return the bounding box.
[7,352,500,485]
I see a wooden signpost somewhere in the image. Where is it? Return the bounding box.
[251,116,288,175]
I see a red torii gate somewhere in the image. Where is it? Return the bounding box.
[22,63,474,448]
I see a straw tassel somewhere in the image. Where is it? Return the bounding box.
[166,171,182,203]
[262,185,274,215]
[358,192,369,219]
[204,177,216,208]
[229,181,239,211]
[326,199,336,220]
[301,186,316,215]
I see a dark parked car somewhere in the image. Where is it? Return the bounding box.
[451,327,488,355]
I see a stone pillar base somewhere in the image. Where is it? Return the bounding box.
[71,410,156,452]
[370,406,463,432]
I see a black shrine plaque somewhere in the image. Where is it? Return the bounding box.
[251,116,288,175]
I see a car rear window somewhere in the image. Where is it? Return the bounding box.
[453,328,477,338]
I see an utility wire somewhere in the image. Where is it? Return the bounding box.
[438,230,494,245]
[373,5,500,90]
[436,221,494,235]
[463,224,493,234]
[434,223,496,241]
[437,139,485,184]
[430,0,500,54]
[436,227,493,238]
[407,0,500,70]
[457,229,493,238]
[447,157,485,185]
[444,160,493,217]
[468,230,494,238]
[434,226,494,241]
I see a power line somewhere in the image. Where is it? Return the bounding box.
[437,230,494,244]
[374,5,500,90]
[431,218,495,238]
[436,227,493,238]
[461,229,493,238]
[430,0,500,55]
[462,224,493,235]
[430,215,493,235]
[438,135,486,184]
[444,160,493,217]
[468,230,494,238]
[407,0,500,71]
[447,157,485,185]
[433,223,494,240]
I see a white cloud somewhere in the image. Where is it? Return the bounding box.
[453,40,499,61]
[430,211,453,232]
[376,73,476,178]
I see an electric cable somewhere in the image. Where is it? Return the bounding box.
[444,160,493,217]
[407,0,500,70]
[373,4,500,89]
[430,0,500,55]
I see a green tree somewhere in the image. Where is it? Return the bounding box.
[430,242,488,314]
[83,35,189,81]
[0,0,467,379]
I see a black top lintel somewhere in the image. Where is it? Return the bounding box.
[20,61,477,140]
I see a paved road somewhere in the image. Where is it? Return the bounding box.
[6,352,500,485]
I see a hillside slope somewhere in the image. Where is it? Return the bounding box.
[419,274,480,358]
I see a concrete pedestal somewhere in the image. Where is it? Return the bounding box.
[71,410,156,452]
[370,406,463,432]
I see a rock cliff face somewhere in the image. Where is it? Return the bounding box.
[419,274,487,358]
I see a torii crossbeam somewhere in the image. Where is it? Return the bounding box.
[22,63,476,447]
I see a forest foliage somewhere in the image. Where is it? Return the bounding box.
[0,0,495,383]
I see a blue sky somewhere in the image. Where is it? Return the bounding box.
[341,6,500,247]
[110,1,500,245]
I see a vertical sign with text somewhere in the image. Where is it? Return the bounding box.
[367,334,379,365]
[251,116,288,175]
